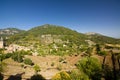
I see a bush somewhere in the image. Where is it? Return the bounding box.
[52,71,71,80]
[5,53,13,58]
[51,62,55,66]
[69,70,89,80]
[97,51,107,56]
[33,64,41,74]
[12,52,23,63]
[24,58,34,66]
[0,54,5,61]
[76,57,102,80]
[0,53,13,61]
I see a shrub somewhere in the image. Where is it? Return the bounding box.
[76,57,102,80]
[12,52,23,63]
[24,58,34,66]
[0,53,12,61]
[69,70,89,80]
[97,51,107,56]
[52,71,71,80]
[0,54,5,61]
[51,62,55,66]
[33,64,41,74]
[21,64,24,68]
[5,53,13,58]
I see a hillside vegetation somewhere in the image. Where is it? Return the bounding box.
[8,24,88,46]
[8,24,120,45]
[0,24,120,80]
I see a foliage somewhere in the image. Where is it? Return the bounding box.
[19,50,32,55]
[11,50,32,63]
[0,53,12,61]
[4,53,13,58]
[102,65,114,80]
[0,49,4,54]
[0,54,6,61]
[86,47,93,56]
[76,57,102,80]
[33,64,41,74]
[69,70,89,80]
[95,44,101,54]
[0,61,7,73]
[88,34,120,44]
[8,24,88,51]
[51,62,55,66]
[97,51,107,56]
[11,52,23,63]
[6,24,120,57]
[23,58,34,66]
[52,71,71,80]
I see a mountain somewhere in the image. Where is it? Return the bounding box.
[8,24,87,46]
[8,24,120,46]
[85,32,120,44]
[0,28,25,37]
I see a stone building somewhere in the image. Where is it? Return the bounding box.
[0,37,4,48]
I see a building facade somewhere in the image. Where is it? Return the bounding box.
[0,37,4,48]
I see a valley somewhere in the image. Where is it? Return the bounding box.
[0,24,120,80]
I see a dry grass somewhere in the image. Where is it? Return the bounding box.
[2,55,81,80]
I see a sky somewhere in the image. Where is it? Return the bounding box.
[0,0,120,38]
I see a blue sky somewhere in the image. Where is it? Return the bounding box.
[0,0,120,38]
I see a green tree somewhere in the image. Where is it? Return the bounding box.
[77,57,102,80]
[86,47,93,57]
[12,52,23,63]
[95,44,101,54]
[52,71,71,80]
[24,58,34,66]
[70,70,89,80]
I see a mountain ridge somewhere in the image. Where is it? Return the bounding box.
[1,24,120,45]
[1,25,119,39]
[0,28,25,37]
